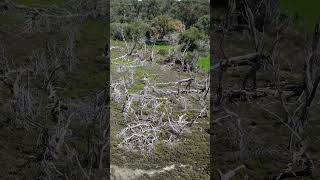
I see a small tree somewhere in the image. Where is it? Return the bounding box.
[128,20,150,41]
[150,15,172,40]
[179,26,205,51]
[111,21,149,41]
[110,22,129,40]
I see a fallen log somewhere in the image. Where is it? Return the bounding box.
[225,89,268,101]
[155,78,194,86]
[212,53,265,70]
[223,84,305,102]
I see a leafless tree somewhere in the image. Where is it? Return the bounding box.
[212,0,320,178]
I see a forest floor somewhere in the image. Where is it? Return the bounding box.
[0,0,108,178]
[110,40,210,179]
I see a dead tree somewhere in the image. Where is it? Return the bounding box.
[266,17,320,179]
[241,3,266,92]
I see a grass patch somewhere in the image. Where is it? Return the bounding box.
[197,56,210,72]
[153,44,172,51]
[128,83,145,93]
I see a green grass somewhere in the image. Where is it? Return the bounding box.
[197,56,210,72]
[280,0,320,30]
[128,83,145,93]
[113,59,136,65]
[153,44,172,51]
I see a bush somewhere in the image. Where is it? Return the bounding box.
[179,27,205,51]
[128,20,150,41]
[150,15,173,39]
[195,15,209,34]
[111,22,130,40]
[168,19,185,32]
[111,21,150,41]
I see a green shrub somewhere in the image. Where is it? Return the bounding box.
[179,27,205,51]
[195,15,209,34]
[111,22,129,40]
[150,15,173,39]
[111,21,150,41]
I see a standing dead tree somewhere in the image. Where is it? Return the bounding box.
[271,17,320,179]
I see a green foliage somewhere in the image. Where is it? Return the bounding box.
[111,20,150,41]
[172,0,210,28]
[150,15,173,39]
[110,0,210,46]
[111,0,172,22]
[195,15,209,34]
[153,44,172,50]
[111,23,129,40]
[129,20,150,41]
[179,27,204,51]
[111,0,209,26]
